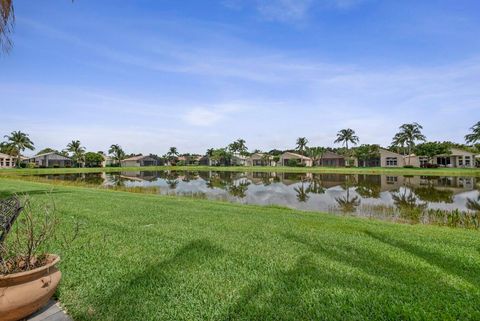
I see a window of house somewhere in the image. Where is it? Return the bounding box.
[437,157,451,166]
[386,176,398,184]
[465,156,471,166]
[459,158,463,166]
[419,157,428,166]
[386,157,398,166]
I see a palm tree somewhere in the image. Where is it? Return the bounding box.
[206,148,214,157]
[334,129,359,151]
[334,129,359,165]
[394,123,426,164]
[66,140,85,167]
[108,144,126,166]
[167,147,179,165]
[295,137,308,155]
[465,121,480,145]
[167,147,179,157]
[228,141,240,154]
[391,132,407,155]
[236,139,247,155]
[3,130,35,167]
[0,0,14,53]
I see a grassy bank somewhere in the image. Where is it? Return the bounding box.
[0,178,479,320]
[1,165,480,177]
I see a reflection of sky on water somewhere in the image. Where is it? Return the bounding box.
[101,173,480,213]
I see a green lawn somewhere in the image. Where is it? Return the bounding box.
[1,165,480,177]
[1,178,479,321]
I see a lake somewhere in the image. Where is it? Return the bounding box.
[32,170,480,228]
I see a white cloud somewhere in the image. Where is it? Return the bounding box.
[222,0,367,23]
[183,108,224,126]
[257,0,313,22]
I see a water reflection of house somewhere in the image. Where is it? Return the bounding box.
[120,171,159,182]
[375,175,476,194]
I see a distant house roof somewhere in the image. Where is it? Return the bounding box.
[122,155,156,162]
[248,153,268,160]
[321,151,345,159]
[29,152,71,160]
[281,152,312,160]
[379,148,403,157]
[0,152,15,158]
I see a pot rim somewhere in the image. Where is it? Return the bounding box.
[0,254,60,280]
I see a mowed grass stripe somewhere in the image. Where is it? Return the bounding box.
[0,178,479,321]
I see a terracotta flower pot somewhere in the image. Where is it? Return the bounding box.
[0,255,61,321]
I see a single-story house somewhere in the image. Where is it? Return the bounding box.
[245,153,275,166]
[406,148,476,168]
[355,149,405,168]
[231,155,247,166]
[26,152,73,168]
[120,155,158,167]
[198,156,213,166]
[279,152,313,167]
[177,155,202,165]
[315,151,345,167]
[0,152,16,168]
[101,155,116,167]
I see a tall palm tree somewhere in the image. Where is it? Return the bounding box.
[465,121,480,145]
[391,132,407,155]
[395,123,426,164]
[228,141,240,154]
[67,140,85,167]
[295,137,308,155]
[108,144,126,165]
[334,129,359,151]
[334,129,359,165]
[0,0,14,53]
[167,147,179,158]
[167,147,179,165]
[3,130,35,167]
[206,148,214,157]
[236,139,247,155]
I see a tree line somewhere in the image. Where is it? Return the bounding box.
[1,121,479,168]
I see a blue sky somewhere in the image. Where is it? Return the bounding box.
[1,0,480,155]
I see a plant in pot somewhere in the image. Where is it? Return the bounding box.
[0,195,76,321]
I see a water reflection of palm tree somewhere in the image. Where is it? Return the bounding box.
[166,178,178,189]
[391,188,427,222]
[109,174,126,187]
[294,182,310,203]
[227,180,250,198]
[355,176,381,198]
[306,178,325,194]
[335,175,360,213]
[335,188,360,213]
[466,196,480,211]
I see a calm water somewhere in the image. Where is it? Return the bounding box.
[34,170,480,228]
